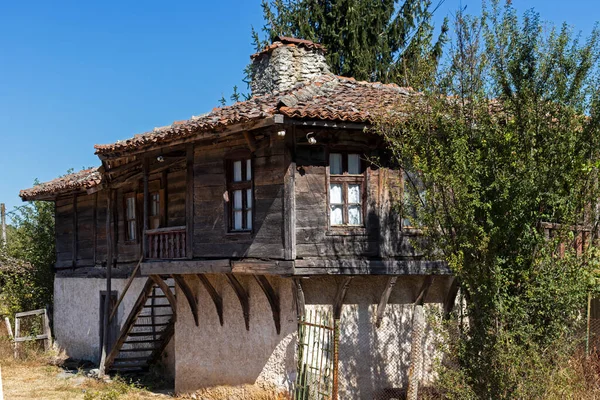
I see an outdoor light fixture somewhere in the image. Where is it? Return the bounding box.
[306,132,317,145]
[157,155,165,162]
[277,130,286,137]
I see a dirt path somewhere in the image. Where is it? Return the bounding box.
[1,362,173,400]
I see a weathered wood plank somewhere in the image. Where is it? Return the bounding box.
[140,259,231,275]
[231,260,294,275]
[375,276,398,328]
[333,277,353,319]
[186,145,194,259]
[226,274,250,331]
[254,275,280,334]
[294,259,450,275]
[172,275,199,327]
[197,274,224,326]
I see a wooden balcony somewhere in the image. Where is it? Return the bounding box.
[145,226,187,259]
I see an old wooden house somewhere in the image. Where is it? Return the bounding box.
[20,37,455,398]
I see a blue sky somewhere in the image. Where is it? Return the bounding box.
[0,0,598,220]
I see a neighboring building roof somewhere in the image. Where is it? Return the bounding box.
[19,167,102,201]
[94,75,414,157]
[0,256,32,274]
[250,36,327,59]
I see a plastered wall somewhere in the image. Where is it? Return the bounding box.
[53,276,175,378]
[174,274,298,394]
[173,274,451,396]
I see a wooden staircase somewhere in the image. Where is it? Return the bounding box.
[105,276,176,372]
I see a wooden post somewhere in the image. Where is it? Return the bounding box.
[72,194,78,268]
[186,145,194,259]
[99,188,113,377]
[407,305,426,400]
[13,317,20,359]
[1,203,6,245]
[3,318,12,340]
[587,293,592,356]
[332,318,340,400]
[143,157,149,259]
[43,307,52,352]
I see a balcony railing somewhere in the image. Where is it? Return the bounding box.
[145,226,187,259]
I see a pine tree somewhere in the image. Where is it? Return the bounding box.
[253,0,449,87]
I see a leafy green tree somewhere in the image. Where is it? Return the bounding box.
[1,197,55,317]
[377,1,600,397]
[254,0,449,87]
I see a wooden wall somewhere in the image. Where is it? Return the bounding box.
[293,127,422,260]
[192,131,287,259]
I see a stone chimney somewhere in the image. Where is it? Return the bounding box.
[250,36,331,97]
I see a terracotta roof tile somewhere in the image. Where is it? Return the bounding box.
[20,167,102,201]
[250,36,326,59]
[94,75,414,157]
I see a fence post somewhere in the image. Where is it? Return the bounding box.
[587,293,592,356]
[407,305,426,400]
[332,318,340,400]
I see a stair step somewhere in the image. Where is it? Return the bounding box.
[112,360,150,368]
[127,331,163,337]
[114,357,151,363]
[143,304,172,308]
[137,313,173,318]
[118,347,159,352]
[124,339,163,344]
[133,322,170,328]
[148,295,167,298]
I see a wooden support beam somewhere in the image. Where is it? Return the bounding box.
[444,277,460,317]
[150,275,178,318]
[197,274,223,326]
[226,274,250,331]
[243,131,258,152]
[72,193,78,268]
[414,275,434,306]
[172,275,199,327]
[254,275,280,334]
[292,278,306,319]
[375,276,398,328]
[142,157,149,259]
[99,188,113,376]
[333,277,353,319]
[186,145,194,259]
[283,156,296,261]
[92,193,98,265]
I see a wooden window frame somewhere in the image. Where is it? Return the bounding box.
[124,192,138,243]
[148,190,165,230]
[225,155,254,233]
[327,151,367,227]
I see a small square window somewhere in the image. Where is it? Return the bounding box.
[329,153,364,226]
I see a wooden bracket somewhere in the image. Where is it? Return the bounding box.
[375,276,398,328]
[197,274,224,326]
[150,275,178,319]
[227,274,250,331]
[414,275,434,306]
[243,131,258,152]
[172,275,199,327]
[254,275,280,334]
[292,278,306,320]
[333,277,353,320]
[444,277,460,317]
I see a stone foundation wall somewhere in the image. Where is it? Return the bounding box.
[173,274,451,396]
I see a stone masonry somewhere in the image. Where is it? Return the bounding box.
[251,43,332,97]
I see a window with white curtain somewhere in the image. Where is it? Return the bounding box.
[329,152,364,226]
[228,158,253,231]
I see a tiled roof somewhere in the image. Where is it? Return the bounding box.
[20,167,102,201]
[94,75,414,157]
[250,36,326,59]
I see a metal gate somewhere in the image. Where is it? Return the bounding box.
[295,309,334,400]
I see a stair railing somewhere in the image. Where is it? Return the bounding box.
[109,255,143,324]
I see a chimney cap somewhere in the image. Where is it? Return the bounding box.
[251,36,326,60]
